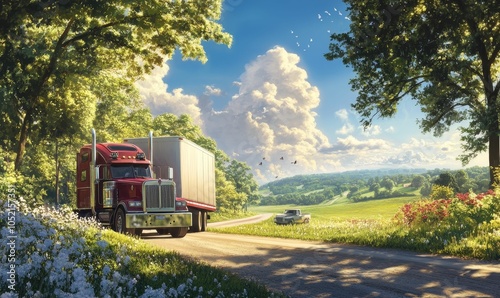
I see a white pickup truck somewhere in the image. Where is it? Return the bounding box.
[274,209,311,225]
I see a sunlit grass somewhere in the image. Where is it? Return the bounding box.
[211,194,500,261]
[249,196,421,220]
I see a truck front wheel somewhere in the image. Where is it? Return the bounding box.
[170,227,188,238]
[114,208,138,235]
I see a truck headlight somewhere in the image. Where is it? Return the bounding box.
[175,200,187,211]
[129,201,142,207]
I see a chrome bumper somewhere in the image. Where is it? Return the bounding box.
[126,212,192,229]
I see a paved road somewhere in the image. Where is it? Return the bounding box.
[142,216,500,298]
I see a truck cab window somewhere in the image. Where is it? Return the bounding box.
[134,165,151,178]
[111,165,151,178]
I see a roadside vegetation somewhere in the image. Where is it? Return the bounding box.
[0,200,286,298]
[211,183,500,261]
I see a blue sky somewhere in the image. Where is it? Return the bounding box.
[136,0,487,184]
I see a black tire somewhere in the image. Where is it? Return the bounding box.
[170,227,188,238]
[156,228,169,235]
[201,211,207,232]
[114,208,132,234]
[191,210,201,232]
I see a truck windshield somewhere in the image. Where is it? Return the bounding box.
[111,165,152,179]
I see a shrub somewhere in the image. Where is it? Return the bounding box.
[429,185,454,200]
[393,189,500,259]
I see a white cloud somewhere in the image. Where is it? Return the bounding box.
[202,46,332,182]
[335,109,349,121]
[360,124,381,136]
[136,61,203,125]
[136,52,489,185]
[336,123,354,135]
[334,108,354,135]
[204,85,222,96]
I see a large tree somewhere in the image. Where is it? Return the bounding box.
[325,0,499,184]
[0,0,231,170]
[225,159,261,207]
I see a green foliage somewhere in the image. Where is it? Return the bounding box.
[411,175,426,188]
[429,185,454,200]
[261,168,490,206]
[224,159,261,207]
[433,172,459,192]
[214,168,246,213]
[325,0,500,179]
[0,0,232,170]
[0,152,45,207]
[391,189,500,259]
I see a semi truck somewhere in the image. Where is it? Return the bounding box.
[124,136,216,232]
[76,129,192,238]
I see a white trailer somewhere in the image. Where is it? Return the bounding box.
[124,136,216,232]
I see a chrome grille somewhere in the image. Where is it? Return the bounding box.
[143,180,175,211]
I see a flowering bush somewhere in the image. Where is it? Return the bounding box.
[0,200,283,297]
[394,190,497,226]
[392,189,500,259]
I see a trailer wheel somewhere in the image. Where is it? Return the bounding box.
[201,211,207,232]
[170,227,188,238]
[191,210,202,232]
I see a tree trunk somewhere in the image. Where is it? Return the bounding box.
[14,112,31,171]
[55,140,60,206]
[488,134,500,187]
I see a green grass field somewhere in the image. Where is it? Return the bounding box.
[210,191,500,261]
[249,195,421,220]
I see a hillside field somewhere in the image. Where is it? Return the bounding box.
[248,195,421,221]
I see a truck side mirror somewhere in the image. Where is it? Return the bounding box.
[168,167,173,180]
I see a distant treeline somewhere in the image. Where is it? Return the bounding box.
[259,167,490,206]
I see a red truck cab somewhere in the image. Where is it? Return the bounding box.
[76,129,192,237]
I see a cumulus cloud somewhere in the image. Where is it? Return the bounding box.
[136,61,203,125]
[360,124,381,136]
[336,123,354,135]
[334,109,354,135]
[335,109,349,121]
[202,46,333,182]
[204,85,222,96]
[136,51,489,185]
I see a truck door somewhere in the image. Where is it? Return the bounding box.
[76,148,91,209]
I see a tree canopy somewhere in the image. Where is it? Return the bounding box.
[325,0,499,184]
[0,1,261,213]
[0,0,232,170]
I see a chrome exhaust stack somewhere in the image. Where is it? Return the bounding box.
[90,128,97,213]
[148,131,153,167]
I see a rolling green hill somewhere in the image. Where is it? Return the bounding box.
[258,167,490,206]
